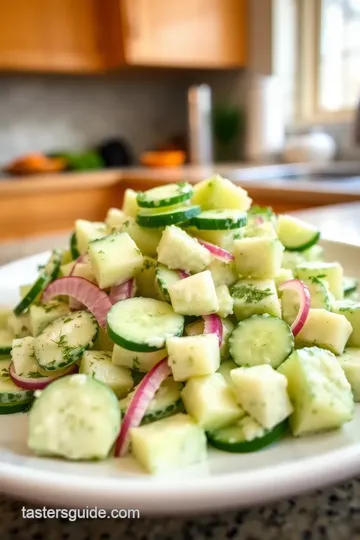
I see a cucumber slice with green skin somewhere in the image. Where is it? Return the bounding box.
[70,232,80,260]
[0,359,33,411]
[28,374,121,460]
[136,205,201,228]
[0,329,14,354]
[137,183,193,209]
[276,215,320,252]
[35,311,98,372]
[229,314,294,369]
[13,251,62,316]
[119,378,183,424]
[191,210,247,230]
[207,419,288,453]
[155,264,181,302]
[107,297,184,352]
[344,277,358,297]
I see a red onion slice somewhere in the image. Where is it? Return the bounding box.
[279,279,311,336]
[109,279,136,304]
[114,357,171,457]
[42,276,112,328]
[177,270,190,279]
[196,238,234,263]
[255,216,264,225]
[9,362,78,391]
[69,255,85,310]
[203,314,223,346]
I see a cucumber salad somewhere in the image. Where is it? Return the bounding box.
[0,174,359,474]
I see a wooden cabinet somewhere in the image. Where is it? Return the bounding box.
[119,0,248,68]
[0,0,106,72]
[0,0,247,72]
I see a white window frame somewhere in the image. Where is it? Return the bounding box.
[297,0,355,123]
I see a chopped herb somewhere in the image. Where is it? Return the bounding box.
[248,205,275,220]
[43,302,61,313]
[63,317,73,324]
[230,284,273,303]
[25,371,44,379]
[122,221,130,229]
[98,250,105,255]
[135,248,141,256]
[132,357,140,371]
[233,232,242,240]
[37,264,46,272]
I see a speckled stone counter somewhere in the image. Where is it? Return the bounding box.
[1,203,360,540]
[1,481,360,539]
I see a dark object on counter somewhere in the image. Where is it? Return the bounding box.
[97,138,133,167]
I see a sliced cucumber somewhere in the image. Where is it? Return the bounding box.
[136,205,201,228]
[229,314,294,369]
[207,417,287,453]
[0,358,33,413]
[276,215,320,251]
[119,378,183,424]
[70,232,80,260]
[155,264,181,302]
[0,328,14,354]
[35,311,98,372]
[13,250,62,316]
[344,277,358,297]
[191,210,247,230]
[137,183,193,209]
[28,374,121,460]
[107,297,184,352]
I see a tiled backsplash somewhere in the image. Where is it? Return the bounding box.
[0,71,247,165]
[0,73,189,164]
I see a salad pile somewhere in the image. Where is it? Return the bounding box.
[0,174,359,474]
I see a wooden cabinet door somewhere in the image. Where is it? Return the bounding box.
[0,0,105,72]
[122,0,247,68]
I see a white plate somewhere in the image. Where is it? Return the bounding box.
[1,240,360,516]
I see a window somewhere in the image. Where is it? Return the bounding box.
[298,0,360,121]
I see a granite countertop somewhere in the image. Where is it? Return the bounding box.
[1,202,360,540]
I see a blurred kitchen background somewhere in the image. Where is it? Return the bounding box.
[2,0,360,250]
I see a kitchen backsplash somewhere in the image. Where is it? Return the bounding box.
[0,71,247,166]
[0,73,190,165]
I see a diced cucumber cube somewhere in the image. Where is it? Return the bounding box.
[274,268,294,291]
[217,359,238,386]
[157,225,211,273]
[135,257,159,299]
[295,308,352,355]
[75,220,108,255]
[244,221,277,239]
[278,347,354,436]
[122,188,139,217]
[215,285,234,318]
[168,271,219,316]
[332,301,360,347]
[112,344,167,372]
[79,351,133,398]
[281,245,324,271]
[29,301,70,337]
[295,262,343,300]
[206,258,237,287]
[167,334,220,381]
[60,261,76,277]
[231,279,281,320]
[184,317,233,360]
[89,232,144,289]
[92,327,114,352]
[181,373,245,430]
[130,413,207,474]
[120,218,162,258]
[7,312,31,338]
[71,255,96,283]
[281,278,331,326]
[230,365,293,430]
[105,208,127,229]
[233,237,284,279]
[11,336,38,376]
[0,308,12,330]
[191,174,252,211]
[189,227,241,250]
[337,348,360,402]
